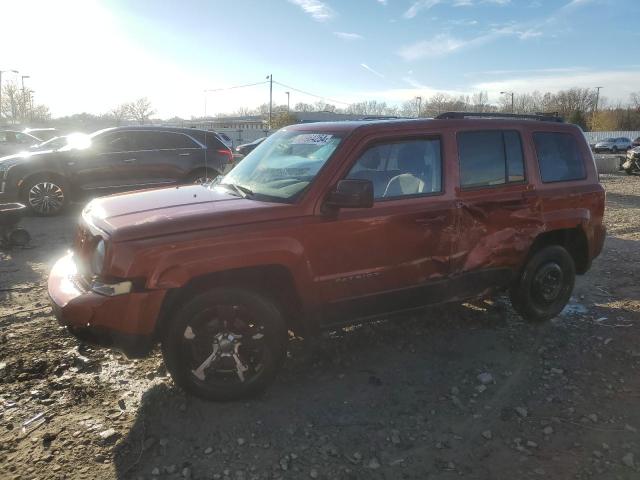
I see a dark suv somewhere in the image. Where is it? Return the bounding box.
[0,126,233,215]
[49,113,606,401]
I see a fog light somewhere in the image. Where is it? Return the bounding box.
[91,280,132,296]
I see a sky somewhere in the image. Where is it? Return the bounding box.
[1,0,639,118]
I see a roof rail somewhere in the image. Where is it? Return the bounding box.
[435,112,564,123]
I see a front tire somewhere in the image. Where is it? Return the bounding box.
[22,176,68,216]
[162,287,288,401]
[510,245,575,323]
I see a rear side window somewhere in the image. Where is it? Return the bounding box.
[534,132,585,183]
[458,130,525,188]
[205,133,226,150]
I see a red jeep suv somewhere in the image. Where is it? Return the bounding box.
[48,113,606,400]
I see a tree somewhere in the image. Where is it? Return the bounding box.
[630,92,640,111]
[271,111,298,129]
[127,97,155,124]
[294,102,314,112]
[109,103,130,126]
[1,82,27,123]
[567,110,587,130]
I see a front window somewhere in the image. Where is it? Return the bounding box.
[216,129,343,202]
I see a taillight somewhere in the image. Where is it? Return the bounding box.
[217,148,234,164]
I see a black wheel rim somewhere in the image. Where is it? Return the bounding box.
[28,181,64,214]
[532,262,564,304]
[181,304,267,388]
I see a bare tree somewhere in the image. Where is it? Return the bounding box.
[127,97,155,125]
[1,82,28,123]
[630,92,640,111]
[294,102,314,112]
[109,103,130,126]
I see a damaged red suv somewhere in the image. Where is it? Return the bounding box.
[48,113,606,400]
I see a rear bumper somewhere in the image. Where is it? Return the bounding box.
[48,253,166,358]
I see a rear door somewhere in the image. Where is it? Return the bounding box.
[451,129,542,286]
[123,131,203,186]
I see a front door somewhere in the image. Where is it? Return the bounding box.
[306,136,457,325]
[67,131,135,195]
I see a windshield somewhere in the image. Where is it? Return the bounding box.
[30,136,68,151]
[215,129,343,202]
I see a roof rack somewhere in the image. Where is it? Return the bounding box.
[435,112,564,123]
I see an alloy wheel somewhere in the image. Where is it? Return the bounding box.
[181,304,267,387]
[28,182,65,215]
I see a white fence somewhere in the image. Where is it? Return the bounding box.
[583,131,640,143]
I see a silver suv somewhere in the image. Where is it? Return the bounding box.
[594,137,632,153]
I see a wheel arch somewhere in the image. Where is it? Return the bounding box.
[529,227,590,274]
[18,171,69,197]
[154,264,306,341]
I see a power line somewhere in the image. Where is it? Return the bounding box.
[272,80,351,106]
[204,81,268,93]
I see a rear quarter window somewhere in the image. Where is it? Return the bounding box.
[534,132,586,183]
[205,133,226,150]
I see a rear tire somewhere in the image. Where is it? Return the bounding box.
[510,245,575,323]
[22,176,68,216]
[162,287,288,401]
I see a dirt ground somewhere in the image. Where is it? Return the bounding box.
[1,173,639,480]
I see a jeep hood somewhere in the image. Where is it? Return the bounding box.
[84,185,297,242]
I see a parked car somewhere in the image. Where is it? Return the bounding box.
[0,130,40,156]
[235,136,266,156]
[48,112,606,401]
[215,132,233,150]
[632,136,640,147]
[28,135,70,151]
[23,127,59,142]
[594,137,632,153]
[0,126,234,215]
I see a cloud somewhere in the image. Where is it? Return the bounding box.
[288,0,335,22]
[398,34,467,60]
[377,0,388,4]
[360,63,385,78]
[403,0,440,18]
[333,31,363,40]
[403,0,510,18]
[472,68,640,104]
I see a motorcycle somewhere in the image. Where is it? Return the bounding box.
[622,153,640,175]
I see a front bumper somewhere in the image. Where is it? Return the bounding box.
[48,253,166,358]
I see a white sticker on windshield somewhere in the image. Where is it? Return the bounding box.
[291,134,333,145]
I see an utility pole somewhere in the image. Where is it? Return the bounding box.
[593,86,603,129]
[500,91,514,113]
[0,69,19,122]
[285,91,290,112]
[203,90,207,119]
[266,74,273,130]
[21,75,30,123]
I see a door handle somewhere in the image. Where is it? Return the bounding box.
[122,158,136,163]
[178,152,191,156]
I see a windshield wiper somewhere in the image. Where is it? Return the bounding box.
[218,183,253,199]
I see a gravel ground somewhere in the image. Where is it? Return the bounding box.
[1,173,639,480]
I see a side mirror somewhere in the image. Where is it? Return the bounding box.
[324,179,374,210]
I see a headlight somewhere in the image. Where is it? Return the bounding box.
[90,239,106,275]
